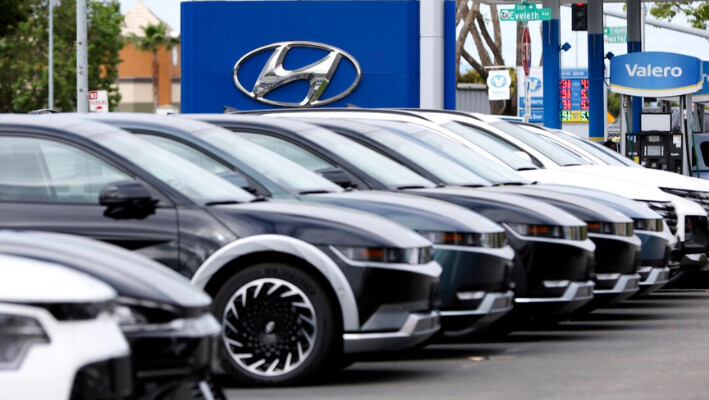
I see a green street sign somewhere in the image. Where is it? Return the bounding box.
[500,4,552,22]
[603,26,627,44]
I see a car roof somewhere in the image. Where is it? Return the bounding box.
[0,114,123,139]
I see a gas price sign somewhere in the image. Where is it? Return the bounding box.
[559,69,589,123]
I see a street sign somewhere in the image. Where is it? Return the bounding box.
[603,26,627,44]
[88,90,108,113]
[487,69,511,101]
[522,26,531,77]
[500,3,552,22]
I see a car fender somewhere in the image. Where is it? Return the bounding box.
[191,234,360,330]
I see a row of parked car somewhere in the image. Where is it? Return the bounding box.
[2,108,709,398]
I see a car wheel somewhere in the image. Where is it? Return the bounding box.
[214,263,338,386]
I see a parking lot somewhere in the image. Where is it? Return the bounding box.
[226,289,709,400]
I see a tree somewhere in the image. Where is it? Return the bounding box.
[456,2,516,115]
[128,22,179,112]
[0,0,29,38]
[0,0,124,112]
[649,1,709,30]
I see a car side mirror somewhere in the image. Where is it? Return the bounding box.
[317,167,357,189]
[99,180,158,220]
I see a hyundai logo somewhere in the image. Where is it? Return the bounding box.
[233,41,362,107]
[528,77,542,92]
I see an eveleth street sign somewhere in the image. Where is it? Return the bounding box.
[500,3,551,22]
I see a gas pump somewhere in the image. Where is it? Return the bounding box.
[612,52,703,176]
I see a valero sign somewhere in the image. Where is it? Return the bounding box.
[693,61,709,103]
[610,52,703,97]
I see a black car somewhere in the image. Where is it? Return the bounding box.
[0,230,224,399]
[0,115,440,386]
[289,116,645,304]
[186,114,598,318]
[71,113,516,338]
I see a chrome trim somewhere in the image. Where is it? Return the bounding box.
[639,266,670,287]
[440,291,514,317]
[594,274,641,295]
[233,41,362,107]
[342,311,440,354]
[433,244,516,259]
[515,281,595,303]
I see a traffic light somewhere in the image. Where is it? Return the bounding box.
[571,3,587,31]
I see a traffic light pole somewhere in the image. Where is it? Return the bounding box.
[587,0,604,141]
[542,0,560,129]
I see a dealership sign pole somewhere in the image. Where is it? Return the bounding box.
[76,0,88,113]
[522,25,531,123]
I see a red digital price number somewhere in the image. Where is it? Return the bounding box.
[562,100,572,109]
[559,79,572,89]
[581,100,590,110]
[581,79,589,89]
[560,89,571,100]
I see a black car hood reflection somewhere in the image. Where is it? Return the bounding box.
[0,230,211,309]
[207,200,431,248]
[304,190,504,234]
[408,188,585,226]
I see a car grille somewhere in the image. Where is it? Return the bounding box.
[644,201,678,235]
[660,188,709,214]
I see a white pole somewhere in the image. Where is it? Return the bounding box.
[76,0,88,113]
[48,0,54,110]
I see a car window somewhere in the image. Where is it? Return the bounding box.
[137,134,232,175]
[238,132,335,172]
[0,136,131,204]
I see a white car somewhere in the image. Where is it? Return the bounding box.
[0,254,131,400]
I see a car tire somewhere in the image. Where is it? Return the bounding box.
[213,263,339,386]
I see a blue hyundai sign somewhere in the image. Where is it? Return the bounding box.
[181,1,422,112]
[694,61,709,103]
[610,52,703,97]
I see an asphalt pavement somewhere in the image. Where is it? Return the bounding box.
[224,289,709,400]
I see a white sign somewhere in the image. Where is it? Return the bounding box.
[487,70,511,101]
[88,90,109,113]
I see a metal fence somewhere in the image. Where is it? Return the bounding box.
[455,83,490,114]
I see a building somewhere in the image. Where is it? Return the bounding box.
[118,0,180,113]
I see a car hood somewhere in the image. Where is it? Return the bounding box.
[483,186,633,223]
[565,165,709,193]
[406,187,586,226]
[518,168,673,202]
[0,254,116,304]
[303,190,504,233]
[532,184,661,220]
[208,200,431,248]
[0,231,211,309]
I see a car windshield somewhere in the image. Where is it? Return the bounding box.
[439,121,540,170]
[360,126,491,187]
[489,120,590,167]
[401,126,532,185]
[95,132,255,204]
[299,128,436,189]
[198,129,344,194]
[570,135,641,167]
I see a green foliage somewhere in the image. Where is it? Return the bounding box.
[607,91,620,119]
[458,69,484,84]
[0,0,29,37]
[129,22,179,54]
[0,0,124,112]
[649,1,709,30]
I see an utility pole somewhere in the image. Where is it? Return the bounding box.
[48,0,54,109]
[76,0,88,112]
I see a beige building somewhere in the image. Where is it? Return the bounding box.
[117,0,181,113]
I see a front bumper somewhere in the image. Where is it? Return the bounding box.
[343,310,440,354]
[440,290,514,336]
[636,266,671,295]
[126,313,223,399]
[593,273,641,305]
[515,280,595,315]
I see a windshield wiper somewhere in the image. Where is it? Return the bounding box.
[250,195,269,203]
[460,184,485,188]
[562,163,583,167]
[298,190,332,195]
[204,200,242,206]
[516,167,539,171]
[396,185,428,190]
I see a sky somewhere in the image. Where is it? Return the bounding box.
[119,0,709,73]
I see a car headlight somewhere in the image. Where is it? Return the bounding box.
[587,222,635,236]
[505,223,587,241]
[115,297,182,334]
[0,313,49,370]
[633,218,663,232]
[334,246,433,264]
[417,231,507,248]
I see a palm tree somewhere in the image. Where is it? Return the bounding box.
[129,22,179,112]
